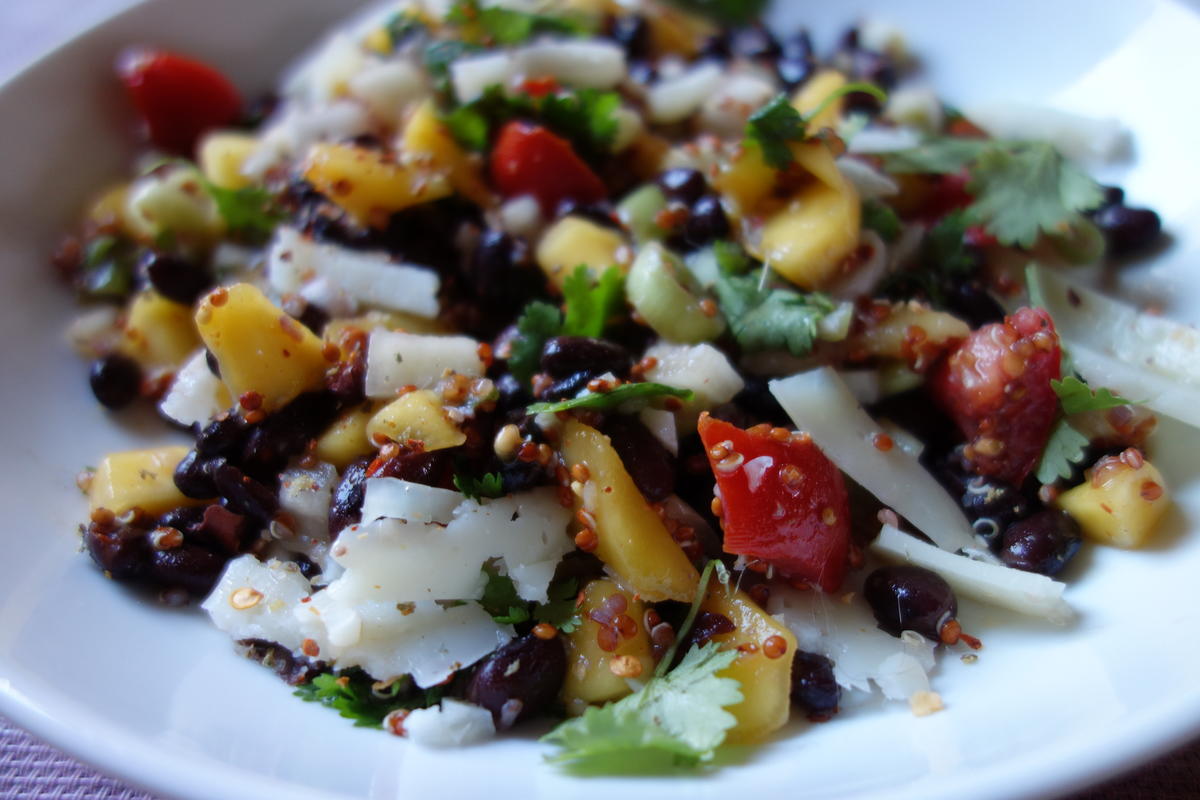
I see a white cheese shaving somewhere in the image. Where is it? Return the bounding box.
[404,699,496,747]
[159,350,229,427]
[359,477,463,525]
[364,330,484,397]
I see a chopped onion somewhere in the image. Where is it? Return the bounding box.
[404,698,496,747]
[643,341,744,413]
[837,157,899,199]
[638,407,678,455]
[1030,266,1200,428]
[770,367,988,556]
[268,227,439,318]
[872,524,1074,624]
[517,39,626,91]
[451,51,515,104]
[646,62,722,124]
[364,330,484,397]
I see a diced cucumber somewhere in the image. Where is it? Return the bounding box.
[626,243,725,343]
[616,184,668,242]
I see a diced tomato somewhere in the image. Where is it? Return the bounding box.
[489,121,606,215]
[918,171,973,221]
[118,48,242,155]
[519,76,560,98]
[698,414,850,593]
[929,307,1062,485]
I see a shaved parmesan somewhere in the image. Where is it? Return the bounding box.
[405,699,496,747]
[872,524,1074,624]
[360,477,463,525]
[364,330,484,397]
[268,227,440,318]
[966,103,1128,163]
[646,62,722,124]
[770,368,987,556]
[1030,266,1200,429]
[159,350,230,427]
[202,557,316,652]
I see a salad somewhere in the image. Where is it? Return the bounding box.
[58,0,1192,769]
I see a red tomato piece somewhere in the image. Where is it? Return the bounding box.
[118,48,243,155]
[698,414,850,593]
[929,307,1062,485]
[489,121,606,215]
[519,76,560,98]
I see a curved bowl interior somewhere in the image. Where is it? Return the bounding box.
[1,1,1199,798]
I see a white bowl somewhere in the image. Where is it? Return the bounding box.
[2,1,1200,798]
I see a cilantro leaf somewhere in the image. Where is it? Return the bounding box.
[541,641,742,771]
[562,265,625,338]
[745,94,807,169]
[538,89,621,162]
[201,181,282,243]
[862,200,902,242]
[535,577,582,634]
[1035,418,1091,484]
[1051,376,1132,415]
[746,84,888,169]
[453,471,505,502]
[508,301,562,386]
[480,564,532,624]
[424,40,484,98]
[878,137,990,174]
[448,0,590,45]
[527,382,693,414]
[666,0,768,25]
[965,142,1103,248]
[923,209,977,276]
[294,669,444,728]
[444,86,620,161]
[713,271,835,357]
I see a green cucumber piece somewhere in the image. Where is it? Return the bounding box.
[627,243,725,343]
[616,184,668,242]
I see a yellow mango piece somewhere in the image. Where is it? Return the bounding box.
[314,403,378,468]
[560,420,697,602]
[716,138,846,217]
[86,183,130,232]
[758,176,861,290]
[301,142,452,227]
[561,578,655,716]
[1056,455,1170,548]
[323,310,449,350]
[401,101,493,207]
[195,283,330,413]
[535,216,628,291]
[197,131,258,190]
[702,586,797,743]
[89,446,207,516]
[644,4,717,57]
[366,390,465,450]
[791,69,848,131]
[119,290,201,369]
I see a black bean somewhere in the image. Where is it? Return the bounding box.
[602,415,675,502]
[466,634,567,728]
[540,337,633,379]
[959,475,1033,548]
[850,48,897,90]
[697,32,731,61]
[686,611,735,649]
[777,57,815,89]
[610,14,651,60]
[173,451,224,499]
[1093,204,1162,256]
[238,638,324,685]
[241,391,340,478]
[494,373,532,414]
[148,544,226,596]
[157,505,206,533]
[297,302,329,335]
[943,279,1006,328]
[83,521,149,580]
[140,251,212,305]
[292,555,322,582]
[213,463,279,521]
[627,60,657,85]
[371,445,455,488]
[655,168,708,205]
[500,457,549,495]
[196,414,248,458]
[730,25,781,60]
[1098,185,1124,209]
[733,377,791,427]
[864,565,959,642]
[326,347,366,404]
[791,650,840,721]
[89,354,142,410]
[329,458,370,535]
[556,199,619,229]
[999,510,1082,576]
[780,30,814,62]
[539,370,594,401]
[205,349,221,377]
[191,503,248,555]
[683,194,730,247]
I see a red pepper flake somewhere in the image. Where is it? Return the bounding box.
[301,638,320,657]
[208,287,228,307]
